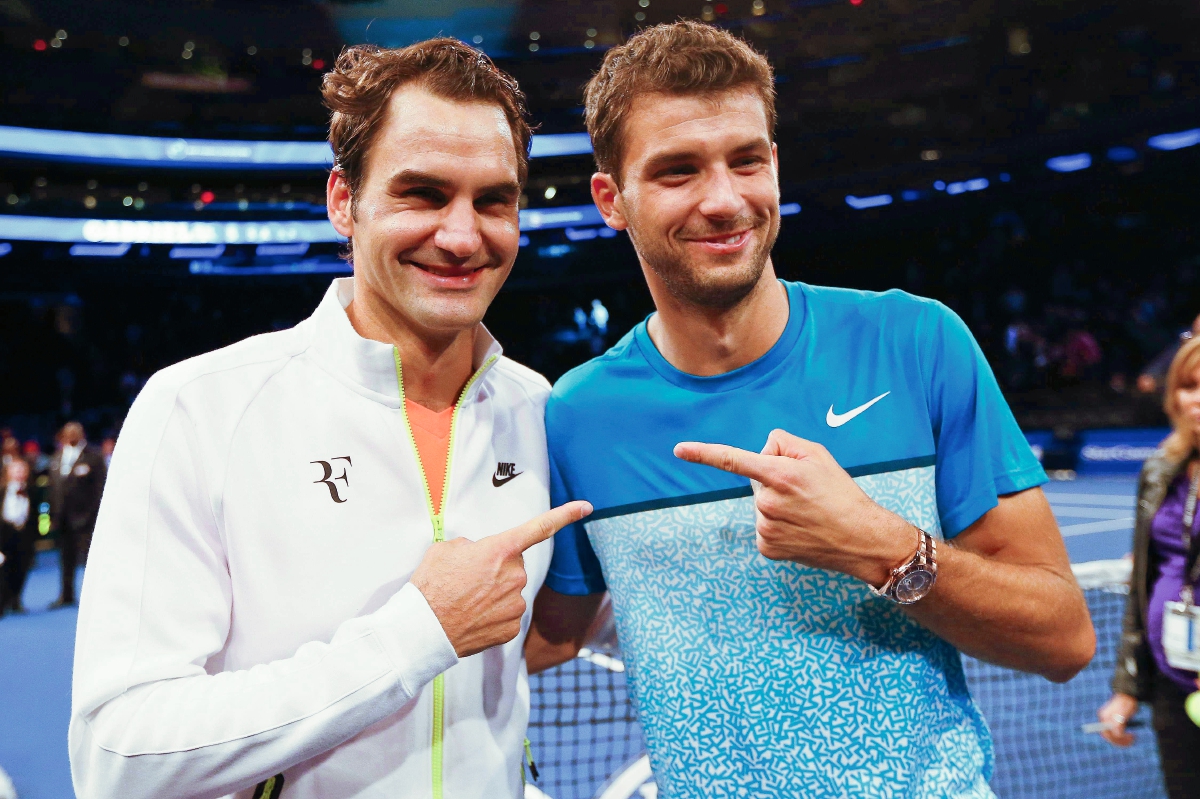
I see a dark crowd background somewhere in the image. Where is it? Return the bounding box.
[1,168,1194,445]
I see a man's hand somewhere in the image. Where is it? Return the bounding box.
[674,429,910,585]
[410,501,593,658]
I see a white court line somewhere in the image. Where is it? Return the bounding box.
[1049,506,1133,520]
[595,755,654,799]
[1059,518,1135,537]
[1043,493,1136,507]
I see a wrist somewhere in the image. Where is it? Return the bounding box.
[852,508,918,586]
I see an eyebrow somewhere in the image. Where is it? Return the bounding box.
[386,169,520,199]
[642,138,771,174]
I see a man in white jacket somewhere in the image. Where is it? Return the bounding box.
[70,39,590,799]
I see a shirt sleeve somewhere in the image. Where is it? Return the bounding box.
[919,301,1047,537]
[543,400,607,596]
[69,375,459,799]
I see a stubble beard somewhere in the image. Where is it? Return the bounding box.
[632,216,779,311]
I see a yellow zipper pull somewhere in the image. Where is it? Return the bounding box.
[433,515,445,543]
[524,737,539,782]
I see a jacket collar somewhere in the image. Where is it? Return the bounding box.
[307,278,503,406]
[1140,448,1191,520]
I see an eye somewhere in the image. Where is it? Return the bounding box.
[403,187,446,203]
[656,164,697,179]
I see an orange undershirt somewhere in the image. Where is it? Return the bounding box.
[405,399,455,515]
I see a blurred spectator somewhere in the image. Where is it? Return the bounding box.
[22,440,48,476]
[0,431,19,471]
[1138,314,1200,394]
[48,422,106,608]
[0,458,35,616]
[1097,335,1200,798]
[100,436,116,468]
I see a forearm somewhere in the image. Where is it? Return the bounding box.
[525,626,584,675]
[71,584,458,799]
[901,542,1094,682]
[524,588,604,676]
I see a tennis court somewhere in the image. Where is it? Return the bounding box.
[0,474,1162,798]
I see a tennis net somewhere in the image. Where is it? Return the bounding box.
[527,559,1168,799]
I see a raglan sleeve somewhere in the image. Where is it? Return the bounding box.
[918,300,1047,538]
[543,393,607,595]
[69,374,459,799]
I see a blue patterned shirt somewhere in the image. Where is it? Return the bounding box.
[544,281,1046,798]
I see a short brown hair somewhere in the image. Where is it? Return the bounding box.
[322,39,533,208]
[584,21,776,180]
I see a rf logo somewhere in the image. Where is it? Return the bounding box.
[311,456,352,503]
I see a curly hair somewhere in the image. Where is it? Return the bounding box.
[584,21,776,182]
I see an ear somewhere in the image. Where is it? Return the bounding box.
[327,169,355,239]
[590,172,627,231]
[771,142,780,187]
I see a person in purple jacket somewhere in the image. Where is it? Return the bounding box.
[1099,333,1200,799]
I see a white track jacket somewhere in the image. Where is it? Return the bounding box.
[69,278,553,799]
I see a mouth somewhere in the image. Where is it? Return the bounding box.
[408,260,488,287]
[682,229,753,255]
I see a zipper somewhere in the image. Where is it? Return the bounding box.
[394,349,498,799]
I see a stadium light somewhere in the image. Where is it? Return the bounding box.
[69,243,131,257]
[1045,153,1091,173]
[0,125,593,169]
[0,208,613,244]
[519,204,604,231]
[945,178,989,195]
[779,202,801,216]
[257,242,311,257]
[845,194,893,210]
[169,244,225,259]
[1147,128,1200,151]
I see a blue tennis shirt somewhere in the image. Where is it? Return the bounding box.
[544,281,1046,798]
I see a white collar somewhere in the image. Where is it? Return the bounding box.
[307,278,503,405]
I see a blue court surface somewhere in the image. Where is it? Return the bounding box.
[0,475,1158,799]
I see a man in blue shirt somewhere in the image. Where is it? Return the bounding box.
[525,21,1095,798]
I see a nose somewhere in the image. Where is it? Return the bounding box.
[432,196,484,262]
[696,164,744,220]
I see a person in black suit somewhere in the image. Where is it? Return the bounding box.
[48,422,107,607]
[1,458,36,615]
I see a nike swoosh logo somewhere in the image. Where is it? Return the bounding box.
[492,471,523,487]
[826,391,890,428]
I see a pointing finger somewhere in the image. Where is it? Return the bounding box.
[761,428,819,460]
[501,500,593,553]
[674,442,775,482]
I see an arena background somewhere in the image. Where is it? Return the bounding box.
[1,0,1198,797]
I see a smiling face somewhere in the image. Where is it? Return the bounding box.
[327,84,522,338]
[593,88,780,310]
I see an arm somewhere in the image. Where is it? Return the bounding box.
[893,486,1093,682]
[675,431,1094,683]
[525,587,606,674]
[70,397,461,799]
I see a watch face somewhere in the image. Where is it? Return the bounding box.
[894,569,936,604]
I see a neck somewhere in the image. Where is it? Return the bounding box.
[644,261,789,377]
[345,285,477,412]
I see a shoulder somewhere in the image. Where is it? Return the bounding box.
[490,356,552,406]
[133,323,312,425]
[796,282,949,333]
[548,329,644,416]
